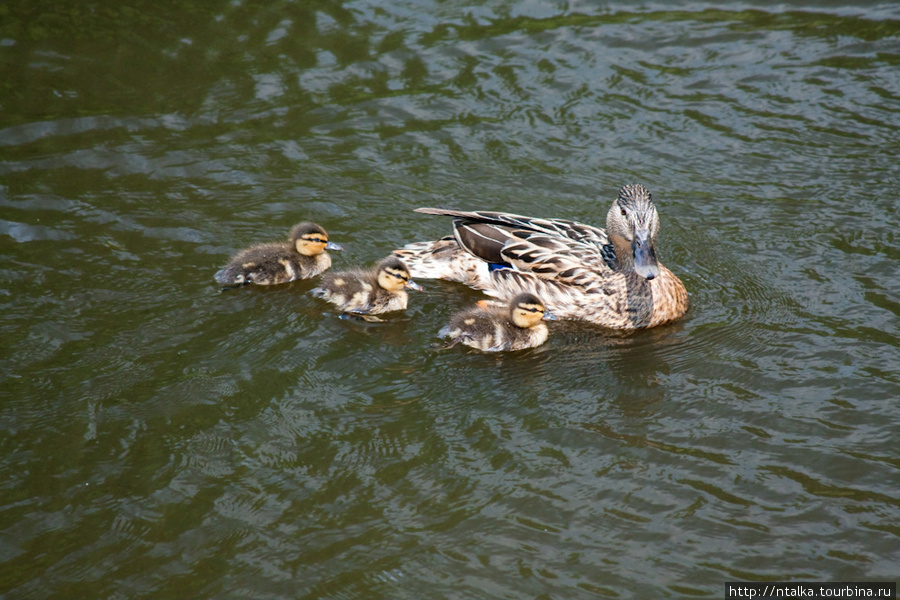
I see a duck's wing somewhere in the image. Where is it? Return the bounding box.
[415,208,608,246]
[415,208,614,274]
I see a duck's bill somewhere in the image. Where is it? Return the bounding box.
[542,311,559,321]
[405,280,424,291]
[326,241,344,251]
[632,230,660,280]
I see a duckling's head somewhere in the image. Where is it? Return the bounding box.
[606,184,661,280]
[509,293,552,329]
[376,257,423,292]
[291,222,343,256]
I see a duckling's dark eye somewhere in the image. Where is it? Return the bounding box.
[620,208,627,217]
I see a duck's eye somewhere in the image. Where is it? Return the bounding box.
[620,208,627,217]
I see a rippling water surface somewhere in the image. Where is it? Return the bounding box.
[2,1,899,598]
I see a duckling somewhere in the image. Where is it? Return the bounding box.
[311,256,423,316]
[215,222,342,287]
[439,292,556,352]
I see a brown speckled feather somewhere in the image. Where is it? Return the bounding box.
[396,187,689,330]
[486,264,687,329]
[416,208,614,271]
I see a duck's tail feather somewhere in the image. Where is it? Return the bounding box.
[392,236,491,287]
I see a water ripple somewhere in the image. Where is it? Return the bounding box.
[3,2,900,599]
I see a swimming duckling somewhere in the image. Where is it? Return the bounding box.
[215,222,342,287]
[311,256,423,317]
[439,293,556,352]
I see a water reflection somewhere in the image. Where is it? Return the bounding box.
[2,1,900,598]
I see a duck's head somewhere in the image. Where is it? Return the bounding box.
[291,222,343,256]
[376,257,423,292]
[606,184,661,280]
[509,293,556,328]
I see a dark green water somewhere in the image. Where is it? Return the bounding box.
[2,1,899,598]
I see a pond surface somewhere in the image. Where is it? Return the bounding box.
[2,1,899,598]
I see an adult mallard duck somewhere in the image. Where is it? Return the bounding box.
[215,222,342,287]
[394,184,688,330]
[311,256,423,316]
[440,293,557,352]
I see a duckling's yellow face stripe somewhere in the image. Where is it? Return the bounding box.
[302,234,329,246]
[296,234,329,256]
[512,302,546,327]
[516,302,545,315]
[386,267,409,281]
[378,266,411,291]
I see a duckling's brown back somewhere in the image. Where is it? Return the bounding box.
[216,239,333,286]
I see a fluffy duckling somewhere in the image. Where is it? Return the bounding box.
[439,293,556,352]
[311,256,423,316]
[215,222,342,287]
